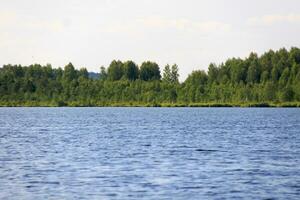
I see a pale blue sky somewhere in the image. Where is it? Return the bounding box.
[1,0,300,80]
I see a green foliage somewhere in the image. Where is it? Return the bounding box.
[63,62,77,81]
[163,64,179,84]
[140,61,161,81]
[171,64,179,84]
[263,82,276,101]
[99,66,108,80]
[123,61,139,81]
[78,68,89,79]
[280,85,294,102]
[208,63,219,84]
[107,60,123,81]
[162,64,171,83]
[0,47,300,106]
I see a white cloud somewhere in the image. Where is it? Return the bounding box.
[249,14,300,25]
[0,12,17,26]
[102,16,231,35]
[0,11,64,32]
[139,16,231,33]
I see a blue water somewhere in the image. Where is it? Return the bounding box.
[0,108,299,199]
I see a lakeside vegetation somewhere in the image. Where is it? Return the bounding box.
[1,47,300,107]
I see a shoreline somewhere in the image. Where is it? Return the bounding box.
[1,102,300,108]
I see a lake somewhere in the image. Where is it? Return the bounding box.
[0,108,299,199]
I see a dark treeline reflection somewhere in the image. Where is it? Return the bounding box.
[1,47,300,106]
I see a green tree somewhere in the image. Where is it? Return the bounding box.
[1,47,300,106]
[162,64,172,83]
[280,85,294,102]
[208,63,218,84]
[99,66,108,80]
[279,68,290,87]
[107,60,123,81]
[78,68,89,79]
[260,70,269,83]
[228,59,246,84]
[123,61,139,81]
[140,61,161,81]
[271,67,280,82]
[63,62,77,81]
[263,81,277,101]
[171,64,179,84]
[246,61,260,84]
[163,64,179,84]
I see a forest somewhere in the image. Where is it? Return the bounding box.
[1,47,300,107]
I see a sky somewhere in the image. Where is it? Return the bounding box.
[0,0,300,81]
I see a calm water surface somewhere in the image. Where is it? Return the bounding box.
[0,108,299,199]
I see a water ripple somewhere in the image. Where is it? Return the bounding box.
[0,107,299,199]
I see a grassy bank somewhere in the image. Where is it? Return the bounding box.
[0,101,300,107]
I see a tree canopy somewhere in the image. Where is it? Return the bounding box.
[140,61,161,81]
[1,47,300,107]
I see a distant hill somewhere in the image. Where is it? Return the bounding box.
[88,72,100,80]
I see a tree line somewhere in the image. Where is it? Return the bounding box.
[0,47,300,106]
